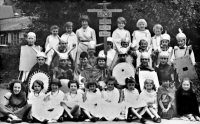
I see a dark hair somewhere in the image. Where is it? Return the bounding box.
[125,77,136,88]
[31,80,44,90]
[9,80,25,93]
[80,51,88,59]
[49,79,62,91]
[80,15,90,23]
[68,80,79,89]
[50,25,59,31]
[86,81,97,89]
[106,76,117,87]
[144,79,156,91]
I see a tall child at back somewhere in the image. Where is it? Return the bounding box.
[132,19,151,50]
[45,25,60,65]
[151,24,163,52]
[112,17,131,53]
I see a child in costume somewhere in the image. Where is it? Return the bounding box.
[132,19,151,50]
[151,24,163,52]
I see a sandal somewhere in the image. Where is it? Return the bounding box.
[187,114,196,121]
[194,116,200,121]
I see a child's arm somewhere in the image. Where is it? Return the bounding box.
[119,89,125,103]
[45,35,50,50]
[159,100,166,112]
[91,29,97,44]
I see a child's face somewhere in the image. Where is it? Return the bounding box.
[107,42,112,50]
[127,83,135,91]
[88,49,95,56]
[154,28,162,35]
[121,42,129,48]
[70,83,78,92]
[66,26,73,34]
[82,20,88,29]
[51,84,59,92]
[60,42,68,48]
[177,39,186,47]
[37,57,46,66]
[88,84,96,92]
[13,83,21,95]
[161,40,169,46]
[107,81,115,91]
[80,57,88,66]
[145,80,153,91]
[33,82,42,93]
[118,22,125,29]
[118,54,127,62]
[160,57,168,65]
[98,59,106,67]
[138,22,146,30]
[140,40,148,50]
[51,29,59,36]
[59,59,68,67]
[162,80,170,87]
[27,36,35,46]
[141,58,149,67]
[182,80,190,91]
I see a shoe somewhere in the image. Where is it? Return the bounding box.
[113,117,120,121]
[194,116,200,121]
[140,117,146,123]
[126,117,132,122]
[90,117,97,122]
[153,117,161,123]
[7,118,22,123]
[100,117,107,121]
[42,119,48,124]
[57,116,64,122]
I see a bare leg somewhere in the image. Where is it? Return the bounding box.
[146,108,155,118]
[130,108,142,119]
[149,107,160,118]
[60,102,73,118]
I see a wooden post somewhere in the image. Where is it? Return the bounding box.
[87,0,122,56]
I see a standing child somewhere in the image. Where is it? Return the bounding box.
[112,17,131,52]
[132,19,151,50]
[139,79,161,123]
[151,24,163,52]
[61,22,78,61]
[176,78,200,121]
[45,25,60,66]
[157,79,176,119]
[120,77,147,123]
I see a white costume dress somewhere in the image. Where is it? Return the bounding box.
[98,49,117,68]
[42,90,65,122]
[61,32,78,61]
[132,30,151,50]
[28,92,46,122]
[63,90,83,108]
[151,35,162,51]
[139,89,158,111]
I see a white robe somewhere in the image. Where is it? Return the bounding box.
[63,90,83,108]
[151,35,162,51]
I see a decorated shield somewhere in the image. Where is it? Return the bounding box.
[28,71,51,93]
[173,55,198,80]
[112,62,135,85]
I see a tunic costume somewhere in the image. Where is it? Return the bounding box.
[157,86,176,119]
[112,28,131,52]
[45,35,60,65]
[61,32,78,61]
[151,35,162,51]
[132,30,151,50]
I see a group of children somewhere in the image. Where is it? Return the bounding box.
[0,15,200,123]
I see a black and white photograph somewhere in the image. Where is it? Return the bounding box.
[0,0,200,124]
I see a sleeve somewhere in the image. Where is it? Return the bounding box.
[132,31,138,50]
[45,35,50,50]
[112,29,121,51]
[91,29,97,44]
[175,90,183,115]
[190,50,196,65]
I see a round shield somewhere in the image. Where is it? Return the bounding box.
[28,71,51,92]
[112,62,135,85]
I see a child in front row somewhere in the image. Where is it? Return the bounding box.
[120,77,147,123]
[139,79,161,123]
[176,78,200,121]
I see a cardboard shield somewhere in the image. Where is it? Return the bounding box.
[19,46,38,71]
[173,55,198,80]
[139,70,160,91]
[112,62,135,85]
